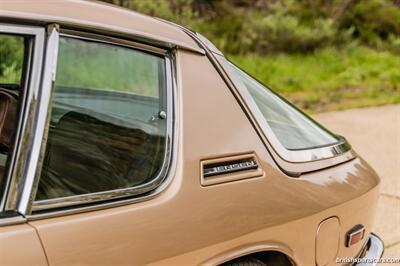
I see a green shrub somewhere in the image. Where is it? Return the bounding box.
[252,1,337,53]
[100,0,400,55]
[339,0,400,49]
[0,35,24,83]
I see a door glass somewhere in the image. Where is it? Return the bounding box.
[35,36,168,201]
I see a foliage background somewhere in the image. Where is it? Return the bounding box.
[99,0,400,113]
[1,0,399,112]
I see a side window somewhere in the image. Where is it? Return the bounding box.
[0,34,28,200]
[35,36,169,202]
[223,60,339,150]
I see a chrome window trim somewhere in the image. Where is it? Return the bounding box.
[180,28,355,175]
[0,215,27,226]
[16,24,60,215]
[0,24,45,215]
[60,29,168,56]
[216,56,352,163]
[29,29,176,213]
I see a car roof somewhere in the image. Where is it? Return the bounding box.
[0,0,203,53]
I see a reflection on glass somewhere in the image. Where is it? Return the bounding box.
[225,61,339,150]
[36,37,167,200]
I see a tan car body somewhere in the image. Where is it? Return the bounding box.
[0,1,382,265]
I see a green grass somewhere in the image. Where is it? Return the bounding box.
[2,39,399,113]
[229,45,400,113]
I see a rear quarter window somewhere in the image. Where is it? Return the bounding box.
[222,60,339,150]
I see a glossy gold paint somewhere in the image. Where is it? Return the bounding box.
[26,51,380,265]
[0,224,47,265]
[0,1,381,265]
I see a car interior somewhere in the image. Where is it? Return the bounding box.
[37,107,165,200]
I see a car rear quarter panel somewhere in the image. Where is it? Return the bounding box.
[27,50,380,265]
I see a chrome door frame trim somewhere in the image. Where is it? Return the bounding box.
[60,29,168,56]
[29,29,177,214]
[0,24,45,215]
[16,24,60,215]
[179,28,355,175]
[0,215,27,226]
